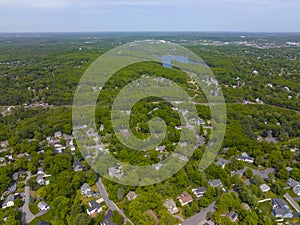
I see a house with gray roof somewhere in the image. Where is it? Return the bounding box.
[272,208,293,218]
[87,200,102,216]
[192,187,206,198]
[81,183,92,197]
[2,194,14,209]
[108,165,123,179]
[287,178,299,188]
[73,160,83,172]
[210,179,222,188]
[272,198,289,209]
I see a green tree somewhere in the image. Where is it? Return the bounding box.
[111,211,124,225]
[244,168,253,179]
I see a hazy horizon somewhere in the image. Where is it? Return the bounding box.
[1,0,300,33]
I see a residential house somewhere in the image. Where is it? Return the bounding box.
[0,157,5,163]
[2,194,14,209]
[287,178,299,188]
[271,198,293,218]
[81,183,92,198]
[272,208,293,218]
[6,182,17,193]
[260,184,271,193]
[210,179,222,188]
[0,140,8,148]
[54,131,62,139]
[37,201,50,211]
[73,160,83,172]
[70,145,76,152]
[126,191,137,201]
[216,158,230,169]
[87,200,102,216]
[12,172,19,180]
[36,175,46,186]
[216,161,226,169]
[228,211,238,222]
[163,199,178,214]
[237,156,254,164]
[293,186,300,196]
[53,144,65,154]
[177,192,193,206]
[5,155,13,162]
[108,165,123,179]
[252,168,275,180]
[287,178,300,196]
[37,168,44,176]
[192,187,206,198]
[155,145,166,152]
[99,210,116,225]
[272,198,289,209]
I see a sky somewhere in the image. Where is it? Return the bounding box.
[0,0,300,32]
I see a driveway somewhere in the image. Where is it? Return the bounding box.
[284,193,300,213]
[22,173,34,225]
[181,201,216,225]
[21,172,48,224]
[96,178,134,225]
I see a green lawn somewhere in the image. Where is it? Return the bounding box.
[29,212,54,225]
[29,202,39,214]
[264,191,278,199]
[257,201,273,217]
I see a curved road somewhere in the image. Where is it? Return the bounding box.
[96,178,134,225]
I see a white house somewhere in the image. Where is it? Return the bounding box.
[260,184,271,193]
[2,194,14,209]
[192,187,206,198]
[36,175,46,186]
[81,183,92,198]
[163,199,178,214]
[37,201,50,211]
[54,131,62,138]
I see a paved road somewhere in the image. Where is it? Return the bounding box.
[284,193,300,213]
[181,201,216,225]
[21,172,48,225]
[96,178,134,225]
[22,172,34,225]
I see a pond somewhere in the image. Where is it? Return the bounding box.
[156,55,202,68]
